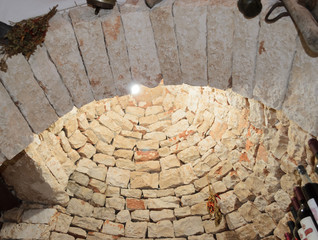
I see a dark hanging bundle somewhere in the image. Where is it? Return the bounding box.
[0,5,58,72]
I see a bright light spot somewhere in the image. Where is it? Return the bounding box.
[131,84,141,95]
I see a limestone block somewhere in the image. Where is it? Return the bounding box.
[130,172,159,189]
[96,141,115,156]
[113,135,137,149]
[0,54,58,133]
[173,0,208,86]
[91,193,106,207]
[0,223,50,240]
[87,166,107,181]
[233,181,254,203]
[67,198,94,217]
[68,227,87,238]
[208,161,233,181]
[198,136,216,156]
[145,106,164,116]
[179,164,198,184]
[106,197,125,210]
[282,39,318,136]
[91,122,114,144]
[253,16,297,109]
[50,232,75,240]
[274,189,291,211]
[68,130,87,149]
[177,146,200,163]
[78,143,96,158]
[100,7,132,96]
[29,46,74,116]
[190,202,209,216]
[121,189,142,198]
[148,220,175,238]
[207,0,235,90]
[160,154,181,170]
[160,168,183,189]
[150,0,182,85]
[21,208,57,224]
[174,206,191,218]
[218,191,239,214]
[114,149,134,159]
[253,213,276,237]
[71,216,103,231]
[188,234,215,240]
[131,210,150,221]
[137,140,159,150]
[181,189,209,207]
[101,220,125,235]
[116,158,136,170]
[70,7,117,100]
[106,111,133,131]
[76,158,97,174]
[106,167,130,188]
[147,196,180,209]
[215,231,239,240]
[121,130,143,139]
[203,218,227,234]
[175,184,196,197]
[142,189,175,198]
[232,8,260,98]
[173,216,204,237]
[93,153,115,166]
[45,13,94,107]
[54,213,73,233]
[1,152,69,206]
[166,119,189,138]
[149,120,172,132]
[225,211,246,230]
[150,209,175,222]
[92,207,115,221]
[120,2,162,88]
[116,210,131,223]
[135,161,161,172]
[89,179,106,194]
[64,117,78,138]
[125,221,148,238]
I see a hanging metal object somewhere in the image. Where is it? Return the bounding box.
[87,0,116,15]
[145,0,164,8]
[237,0,263,18]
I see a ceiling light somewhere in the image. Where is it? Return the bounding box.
[131,84,141,95]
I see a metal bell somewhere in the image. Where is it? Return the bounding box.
[87,0,116,15]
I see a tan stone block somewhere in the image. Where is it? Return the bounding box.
[76,158,97,174]
[89,179,107,194]
[98,114,121,133]
[203,217,227,234]
[130,172,159,189]
[147,196,180,209]
[137,140,159,150]
[135,161,161,172]
[159,168,183,189]
[131,210,149,222]
[106,197,125,210]
[68,227,86,238]
[150,209,175,222]
[101,220,124,235]
[145,106,164,116]
[174,206,191,218]
[253,213,276,237]
[165,119,189,138]
[121,189,142,199]
[87,166,107,181]
[93,153,115,166]
[96,141,115,156]
[54,213,73,233]
[115,158,135,171]
[134,150,159,162]
[92,207,115,221]
[114,149,134,159]
[78,143,96,159]
[144,132,166,141]
[106,111,133,131]
[113,135,137,149]
[225,211,246,230]
[66,198,93,217]
[71,216,103,232]
[148,220,175,238]
[173,216,204,237]
[116,210,131,223]
[121,130,142,139]
[91,123,114,144]
[68,130,87,149]
[106,167,130,188]
[160,154,181,170]
[175,184,196,197]
[179,164,198,184]
[177,146,200,163]
[142,189,175,198]
[125,221,148,238]
[181,188,209,207]
[148,120,172,132]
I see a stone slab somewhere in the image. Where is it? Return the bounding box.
[282,39,318,136]
[0,83,33,159]
[0,54,58,133]
[45,13,94,108]
[173,0,208,86]
[150,0,182,85]
[253,10,297,109]
[70,7,117,100]
[232,7,260,98]
[0,223,50,240]
[207,1,235,89]
[120,2,162,88]
[29,45,74,117]
[100,7,132,96]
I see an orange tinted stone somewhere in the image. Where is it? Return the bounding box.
[126,198,145,210]
[256,144,268,162]
[135,151,159,162]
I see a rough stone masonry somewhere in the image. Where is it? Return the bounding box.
[0,84,315,240]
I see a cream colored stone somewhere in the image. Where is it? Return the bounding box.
[71,216,103,231]
[253,213,276,237]
[89,179,107,194]
[106,197,125,210]
[121,130,142,139]
[147,196,180,209]
[96,141,115,156]
[0,223,50,240]
[130,172,159,189]
[68,227,86,238]
[148,120,172,132]
[173,216,204,237]
[160,154,181,170]
[54,213,73,233]
[166,119,189,138]
[116,210,131,223]
[175,184,196,197]
[198,136,216,155]
[181,188,209,207]
[76,158,97,174]
[98,114,121,133]
[148,220,175,238]
[91,122,114,144]
[115,158,136,171]
[93,153,115,166]
[131,210,149,222]
[113,135,137,149]
[67,198,94,217]
[225,211,246,230]
[150,209,175,222]
[68,130,87,149]
[125,221,148,238]
[114,149,134,159]
[78,143,96,159]
[142,189,175,198]
[92,207,115,221]
[106,167,130,188]
[203,217,227,234]
[179,164,198,184]
[135,161,161,172]
[177,146,200,163]
[101,220,125,235]
[87,166,107,181]
[121,189,142,198]
[58,131,72,153]
[21,208,57,224]
[160,168,183,189]
[139,114,159,126]
[145,106,164,116]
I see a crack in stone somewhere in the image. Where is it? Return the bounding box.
[43,43,75,108]
[99,20,117,96]
[26,56,59,117]
[118,5,134,84]
[0,78,35,133]
[68,12,96,100]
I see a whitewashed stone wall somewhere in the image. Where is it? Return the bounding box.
[0,84,315,240]
[0,0,317,162]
